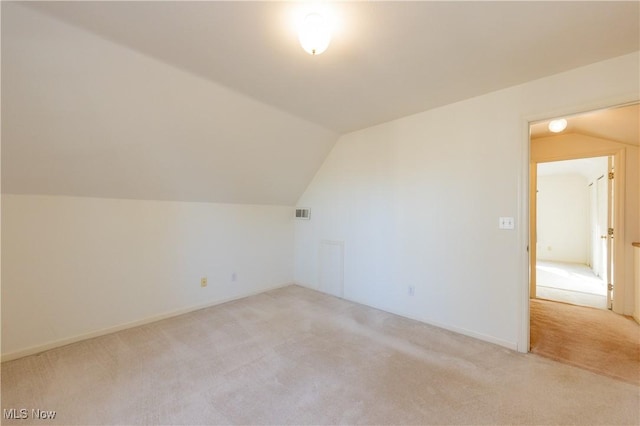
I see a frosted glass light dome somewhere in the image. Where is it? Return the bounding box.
[548,118,568,133]
[298,13,331,55]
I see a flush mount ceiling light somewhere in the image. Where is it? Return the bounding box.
[298,12,331,55]
[548,118,568,133]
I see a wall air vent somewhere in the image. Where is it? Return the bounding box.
[295,208,310,220]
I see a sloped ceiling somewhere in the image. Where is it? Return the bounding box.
[538,157,608,181]
[1,3,338,205]
[2,1,639,204]
[21,1,640,134]
[530,104,639,146]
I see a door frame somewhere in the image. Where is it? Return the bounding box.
[530,151,623,306]
[517,98,638,353]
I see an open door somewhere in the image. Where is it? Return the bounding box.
[527,102,637,353]
[534,156,609,309]
[596,158,615,310]
[606,157,615,309]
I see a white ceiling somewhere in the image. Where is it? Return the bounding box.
[23,1,640,134]
[538,157,608,182]
[2,1,638,204]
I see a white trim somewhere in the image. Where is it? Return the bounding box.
[297,283,518,351]
[359,299,518,351]
[1,282,293,363]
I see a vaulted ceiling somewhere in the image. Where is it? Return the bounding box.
[530,104,639,146]
[537,157,608,182]
[20,1,640,134]
[2,1,639,204]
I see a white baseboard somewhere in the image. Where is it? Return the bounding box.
[294,281,518,351]
[377,304,518,351]
[1,282,293,363]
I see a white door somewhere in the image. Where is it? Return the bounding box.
[596,175,607,281]
[588,182,596,269]
[595,158,615,310]
[606,157,614,310]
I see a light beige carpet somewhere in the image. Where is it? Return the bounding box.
[536,261,606,295]
[536,260,607,309]
[530,298,640,386]
[2,285,639,425]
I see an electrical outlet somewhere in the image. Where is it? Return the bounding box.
[408,285,415,296]
[231,272,237,282]
[200,277,207,287]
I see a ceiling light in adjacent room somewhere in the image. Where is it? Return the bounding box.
[298,13,331,55]
[548,118,568,133]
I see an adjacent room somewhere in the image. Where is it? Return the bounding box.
[536,156,609,309]
[528,106,640,386]
[2,2,639,425]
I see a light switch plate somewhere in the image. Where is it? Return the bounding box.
[499,217,515,230]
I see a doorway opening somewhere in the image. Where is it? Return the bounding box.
[528,103,638,317]
[526,102,639,382]
[535,156,612,310]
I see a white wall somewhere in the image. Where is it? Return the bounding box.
[536,174,589,263]
[294,52,639,350]
[1,195,294,360]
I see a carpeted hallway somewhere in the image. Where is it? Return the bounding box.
[2,285,639,425]
[530,298,640,386]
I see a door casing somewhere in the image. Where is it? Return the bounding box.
[518,98,638,354]
[529,143,627,313]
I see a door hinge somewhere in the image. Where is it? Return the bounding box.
[608,172,614,179]
[608,228,614,237]
[608,283,614,291]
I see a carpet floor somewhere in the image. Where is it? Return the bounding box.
[530,298,640,386]
[536,261,606,295]
[536,260,607,309]
[2,285,639,425]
